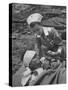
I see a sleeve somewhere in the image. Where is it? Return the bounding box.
[60,45,66,59]
[52,28,62,45]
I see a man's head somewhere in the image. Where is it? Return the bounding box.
[27,13,43,30]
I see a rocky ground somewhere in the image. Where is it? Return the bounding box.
[11,3,66,75]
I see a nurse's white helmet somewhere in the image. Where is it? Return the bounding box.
[27,13,43,25]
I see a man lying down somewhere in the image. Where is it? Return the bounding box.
[21,50,66,86]
[21,13,66,86]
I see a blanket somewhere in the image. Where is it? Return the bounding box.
[29,63,66,85]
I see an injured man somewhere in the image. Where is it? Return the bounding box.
[21,50,47,86]
[21,49,66,86]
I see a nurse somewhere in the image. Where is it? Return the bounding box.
[27,13,63,59]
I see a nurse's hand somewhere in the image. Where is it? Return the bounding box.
[47,47,62,56]
[47,50,59,56]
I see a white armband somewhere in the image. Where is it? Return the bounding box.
[57,47,62,54]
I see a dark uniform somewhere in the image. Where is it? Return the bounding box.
[35,27,66,63]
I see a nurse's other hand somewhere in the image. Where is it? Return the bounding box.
[47,50,58,55]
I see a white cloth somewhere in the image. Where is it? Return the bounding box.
[21,74,31,86]
[23,67,31,76]
[42,27,52,36]
[23,50,36,67]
